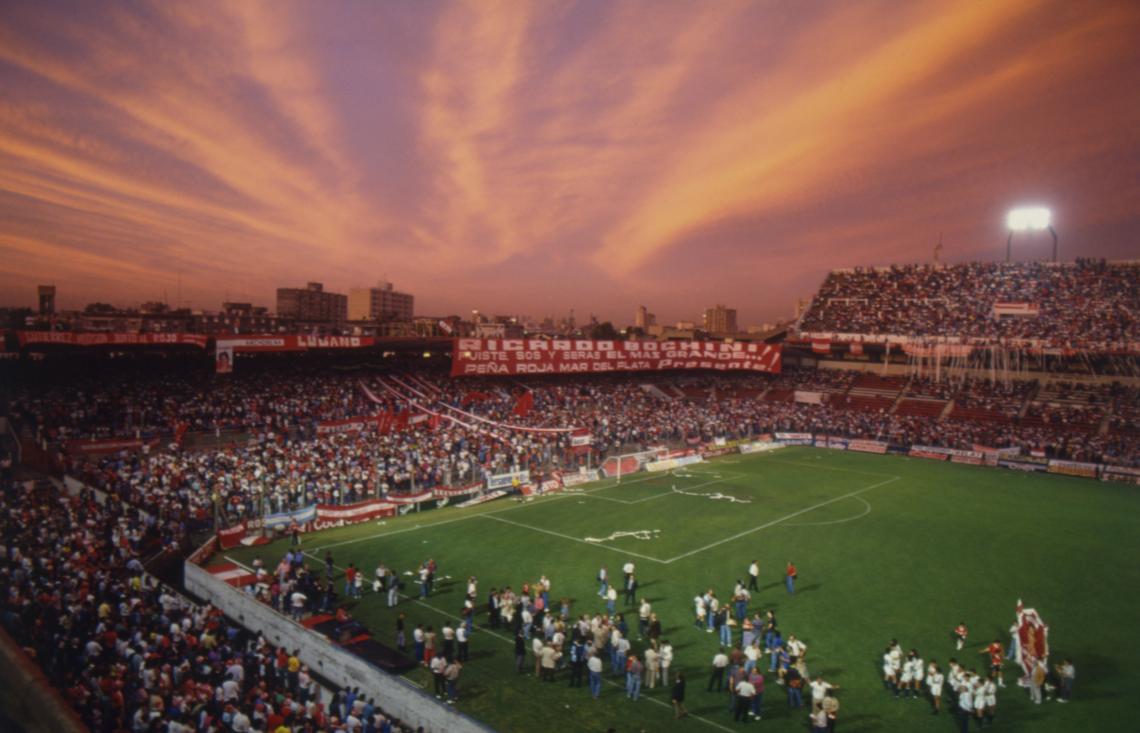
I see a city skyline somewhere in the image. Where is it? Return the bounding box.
[2,1,1139,326]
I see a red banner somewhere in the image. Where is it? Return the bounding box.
[65,437,160,454]
[217,335,375,353]
[316,417,378,435]
[217,522,248,550]
[312,500,396,530]
[847,439,888,454]
[451,339,781,376]
[19,332,208,348]
[317,411,429,435]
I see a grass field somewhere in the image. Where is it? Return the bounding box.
[223,447,1140,733]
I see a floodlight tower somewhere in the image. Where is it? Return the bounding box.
[1006,207,1058,262]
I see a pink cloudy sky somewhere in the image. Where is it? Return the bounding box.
[1,0,1138,327]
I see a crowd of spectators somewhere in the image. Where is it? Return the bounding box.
[0,478,424,732]
[6,371,378,444]
[5,365,1139,538]
[948,378,1036,419]
[798,259,1140,347]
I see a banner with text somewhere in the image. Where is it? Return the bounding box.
[216,335,376,353]
[313,500,397,530]
[451,339,781,376]
[19,332,208,349]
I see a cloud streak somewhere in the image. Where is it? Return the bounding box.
[0,0,1137,324]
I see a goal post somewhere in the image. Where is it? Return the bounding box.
[600,449,661,483]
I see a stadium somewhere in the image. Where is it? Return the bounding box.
[3,3,1140,733]
[2,257,1138,733]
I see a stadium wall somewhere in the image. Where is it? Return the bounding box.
[184,563,494,733]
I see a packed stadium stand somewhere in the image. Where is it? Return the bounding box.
[797,259,1140,347]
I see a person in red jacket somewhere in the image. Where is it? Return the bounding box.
[953,622,968,650]
[979,639,1005,687]
[785,562,797,594]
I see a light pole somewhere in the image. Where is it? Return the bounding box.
[1006,207,1058,262]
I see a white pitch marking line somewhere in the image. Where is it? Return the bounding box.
[312,492,576,552]
[481,514,667,563]
[661,475,901,564]
[582,475,734,506]
[784,495,873,526]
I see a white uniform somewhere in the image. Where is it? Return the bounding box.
[900,659,915,683]
[958,684,973,713]
[983,679,997,707]
[912,658,924,683]
[928,671,945,697]
[948,666,963,691]
[882,653,894,677]
[973,681,986,713]
[888,647,902,673]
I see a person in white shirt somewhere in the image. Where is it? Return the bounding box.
[733,676,756,722]
[748,560,760,591]
[809,702,828,733]
[927,663,945,715]
[786,634,807,661]
[660,641,674,686]
[981,673,997,725]
[956,674,974,732]
[744,641,760,674]
[644,646,660,688]
[638,598,652,638]
[709,650,729,692]
[882,646,898,697]
[456,624,469,662]
[809,677,836,706]
[587,651,604,698]
[694,594,707,630]
[900,650,920,698]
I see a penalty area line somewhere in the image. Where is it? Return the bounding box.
[661,475,901,564]
[310,492,575,552]
[480,514,667,564]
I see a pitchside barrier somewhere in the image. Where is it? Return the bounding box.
[184,562,494,733]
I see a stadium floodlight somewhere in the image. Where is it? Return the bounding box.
[1006,206,1058,262]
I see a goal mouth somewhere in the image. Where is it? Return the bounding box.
[600,448,666,479]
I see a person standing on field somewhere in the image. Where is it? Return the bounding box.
[927,661,945,715]
[1055,659,1075,702]
[1030,658,1047,704]
[588,650,604,699]
[672,672,688,719]
[785,561,797,594]
[660,639,674,686]
[644,645,660,689]
[734,673,757,722]
[709,648,729,691]
[748,559,760,591]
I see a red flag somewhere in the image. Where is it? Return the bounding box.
[512,391,534,417]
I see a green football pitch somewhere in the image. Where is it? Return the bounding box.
[221,447,1139,732]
